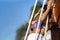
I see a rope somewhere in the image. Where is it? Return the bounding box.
[35,0,47,40]
[44,15,49,39]
[23,0,38,40]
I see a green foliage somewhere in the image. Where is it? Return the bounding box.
[31,2,42,15]
[16,23,28,40]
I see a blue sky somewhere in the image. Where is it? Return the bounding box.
[0,0,43,40]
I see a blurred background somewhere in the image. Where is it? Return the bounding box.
[0,0,44,40]
[1,0,60,40]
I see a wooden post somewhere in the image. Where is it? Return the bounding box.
[55,0,60,26]
[51,0,60,40]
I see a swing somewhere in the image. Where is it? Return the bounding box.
[24,0,53,40]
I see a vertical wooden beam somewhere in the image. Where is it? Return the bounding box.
[55,0,60,26]
[55,0,59,20]
[51,0,60,40]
